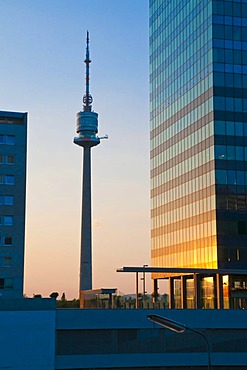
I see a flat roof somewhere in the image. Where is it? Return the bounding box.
[0,298,56,311]
[116,266,247,275]
[0,110,27,119]
[82,288,117,294]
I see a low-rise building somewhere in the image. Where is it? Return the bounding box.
[1,298,247,369]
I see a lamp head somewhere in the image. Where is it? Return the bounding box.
[147,314,186,333]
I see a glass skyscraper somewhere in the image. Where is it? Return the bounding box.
[150,0,247,308]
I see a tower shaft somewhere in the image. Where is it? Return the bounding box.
[80,146,92,291]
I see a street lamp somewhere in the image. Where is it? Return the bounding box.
[147,314,211,370]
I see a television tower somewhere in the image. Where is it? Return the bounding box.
[74,32,103,295]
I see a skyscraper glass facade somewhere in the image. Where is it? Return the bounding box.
[150,0,247,279]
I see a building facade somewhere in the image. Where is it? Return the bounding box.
[0,111,27,298]
[150,0,247,308]
[2,299,247,369]
[55,309,247,369]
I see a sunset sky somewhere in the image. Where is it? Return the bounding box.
[0,0,153,299]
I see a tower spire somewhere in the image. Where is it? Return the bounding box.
[83,31,93,112]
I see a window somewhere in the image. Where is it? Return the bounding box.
[0,155,14,164]
[4,278,13,289]
[234,281,241,289]
[236,147,244,161]
[216,170,227,184]
[6,155,14,164]
[214,121,225,135]
[0,196,14,205]
[5,136,15,145]
[215,145,226,159]
[218,220,238,235]
[237,171,245,186]
[227,146,235,160]
[4,237,12,245]
[226,97,234,111]
[214,96,225,111]
[4,196,14,205]
[3,216,13,226]
[228,170,237,185]
[0,278,13,289]
[3,257,12,267]
[238,221,247,235]
[226,121,234,136]
[0,135,15,145]
[5,175,14,185]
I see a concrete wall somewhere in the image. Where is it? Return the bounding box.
[1,300,247,369]
[0,298,56,370]
[56,308,247,369]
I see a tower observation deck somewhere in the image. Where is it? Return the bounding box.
[74,32,103,296]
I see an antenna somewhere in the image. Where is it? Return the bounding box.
[83,31,93,111]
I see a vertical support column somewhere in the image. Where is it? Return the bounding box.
[168,277,174,309]
[216,273,223,309]
[193,273,201,309]
[142,264,148,296]
[181,276,187,309]
[153,278,158,304]
[136,272,139,309]
[80,146,92,292]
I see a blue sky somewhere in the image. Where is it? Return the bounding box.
[0,0,151,298]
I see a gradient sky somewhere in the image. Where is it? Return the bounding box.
[0,0,152,299]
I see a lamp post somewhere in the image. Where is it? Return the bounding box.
[147,314,212,370]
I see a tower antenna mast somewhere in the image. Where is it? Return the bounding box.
[83,31,93,111]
